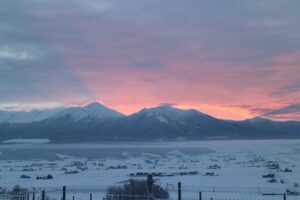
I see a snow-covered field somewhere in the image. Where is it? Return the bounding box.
[0,140,300,200]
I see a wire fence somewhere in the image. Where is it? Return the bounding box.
[0,193,290,200]
[0,174,296,200]
[0,186,291,200]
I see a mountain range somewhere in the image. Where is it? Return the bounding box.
[0,102,299,142]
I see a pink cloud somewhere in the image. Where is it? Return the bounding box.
[14,0,299,120]
[272,51,300,65]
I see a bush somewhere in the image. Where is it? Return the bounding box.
[106,179,169,200]
[8,185,29,200]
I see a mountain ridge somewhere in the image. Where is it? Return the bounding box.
[0,102,299,142]
[0,102,299,123]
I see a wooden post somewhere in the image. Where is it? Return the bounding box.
[132,180,136,200]
[32,192,35,200]
[90,193,93,200]
[62,186,66,200]
[199,192,202,200]
[283,193,286,200]
[146,175,154,200]
[41,190,45,200]
[178,182,181,200]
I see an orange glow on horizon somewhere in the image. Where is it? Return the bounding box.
[102,102,255,120]
[175,104,254,120]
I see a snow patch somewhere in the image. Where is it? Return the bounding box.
[157,115,168,123]
[56,154,74,159]
[2,138,50,144]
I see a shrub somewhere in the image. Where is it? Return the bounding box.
[8,185,29,200]
[106,179,169,200]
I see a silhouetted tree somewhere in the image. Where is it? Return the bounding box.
[8,185,29,200]
[106,179,169,200]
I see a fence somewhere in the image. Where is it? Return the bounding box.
[0,188,289,200]
[0,175,293,200]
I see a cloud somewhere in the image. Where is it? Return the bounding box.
[271,80,300,96]
[1,0,300,120]
[272,50,300,65]
[264,104,300,116]
[222,101,300,121]
[0,0,93,104]
[0,47,34,60]
[0,102,63,112]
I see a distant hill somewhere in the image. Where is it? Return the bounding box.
[0,108,63,123]
[0,102,299,142]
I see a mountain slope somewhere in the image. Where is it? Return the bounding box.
[0,102,124,142]
[235,117,300,138]
[0,105,299,142]
[94,105,265,140]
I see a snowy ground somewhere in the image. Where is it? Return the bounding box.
[0,140,300,200]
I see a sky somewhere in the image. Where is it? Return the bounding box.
[0,0,300,121]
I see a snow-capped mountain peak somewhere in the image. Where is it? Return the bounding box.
[52,102,124,121]
[133,104,212,123]
[83,102,124,119]
[83,102,106,110]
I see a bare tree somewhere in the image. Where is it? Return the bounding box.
[106,179,169,200]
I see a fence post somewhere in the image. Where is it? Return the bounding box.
[90,193,93,200]
[178,182,181,200]
[42,190,45,200]
[32,192,35,200]
[283,193,286,200]
[199,192,202,200]
[62,186,66,200]
[73,195,75,200]
[132,180,136,200]
[146,175,154,200]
